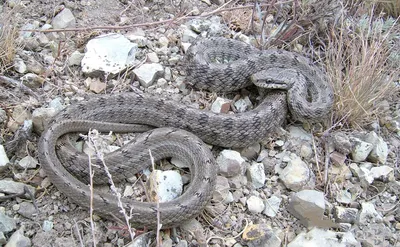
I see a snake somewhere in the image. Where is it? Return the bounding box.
[38,37,333,228]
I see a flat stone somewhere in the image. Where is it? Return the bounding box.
[216,150,245,177]
[287,228,359,247]
[0,108,6,124]
[350,137,373,162]
[18,156,38,169]
[181,28,198,42]
[370,165,394,182]
[68,50,84,66]
[13,58,27,73]
[247,196,265,214]
[82,33,138,75]
[0,145,9,167]
[279,156,315,191]
[247,162,265,189]
[332,132,353,155]
[333,206,358,224]
[146,170,182,202]
[26,57,45,74]
[0,180,35,197]
[299,143,313,159]
[211,97,231,113]
[18,202,37,219]
[330,151,347,166]
[212,176,233,203]
[234,96,253,113]
[288,126,312,141]
[263,195,282,217]
[51,8,76,29]
[5,229,31,247]
[146,52,159,63]
[133,63,164,88]
[0,212,16,234]
[365,131,389,164]
[20,73,45,88]
[336,190,353,204]
[287,190,326,227]
[32,107,58,133]
[359,202,382,224]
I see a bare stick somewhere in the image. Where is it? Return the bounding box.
[87,130,136,242]
[87,140,97,246]
[148,149,161,247]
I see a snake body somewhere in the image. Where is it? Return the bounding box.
[38,37,333,228]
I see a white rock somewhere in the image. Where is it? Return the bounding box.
[148,170,182,202]
[263,195,282,217]
[181,28,198,42]
[288,126,312,141]
[133,63,164,88]
[0,180,35,196]
[211,97,231,113]
[158,36,169,47]
[279,156,315,191]
[68,50,84,66]
[365,131,389,164]
[247,195,265,214]
[287,190,325,225]
[287,228,360,247]
[216,150,245,177]
[4,228,31,247]
[13,58,27,73]
[212,176,233,203]
[370,165,394,182]
[0,212,16,234]
[42,220,53,232]
[359,202,382,224]
[0,108,6,124]
[300,143,313,159]
[336,190,353,204]
[82,33,138,75]
[350,137,373,162]
[0,145,9,167]
[181,42,191,53]
[146,52,159,63]
[123,185,134,197]
[349,163,374,187]
[247,162,265,189]
[32,107,58,133]
[234,96,253,113]
[48,97,65,112]
[188,19,212,33]
[125,33,147,47]
[18,156,38,169]
[51,8,76,29]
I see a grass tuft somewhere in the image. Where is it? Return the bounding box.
[0,9,18,74]
[324,7,399,127]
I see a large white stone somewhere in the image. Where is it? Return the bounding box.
[82,33,138,75]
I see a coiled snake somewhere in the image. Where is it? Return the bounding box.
[38,37,333,228]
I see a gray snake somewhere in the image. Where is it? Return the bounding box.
[38,37,333,228]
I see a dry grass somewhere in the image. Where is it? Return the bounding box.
[367,0,400,17]
[324,8,399,127]
[0,9,18,74]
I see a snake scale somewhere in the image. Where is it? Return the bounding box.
[38,37,333,228]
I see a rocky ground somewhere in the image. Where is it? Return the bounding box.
[0,0,399,247]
